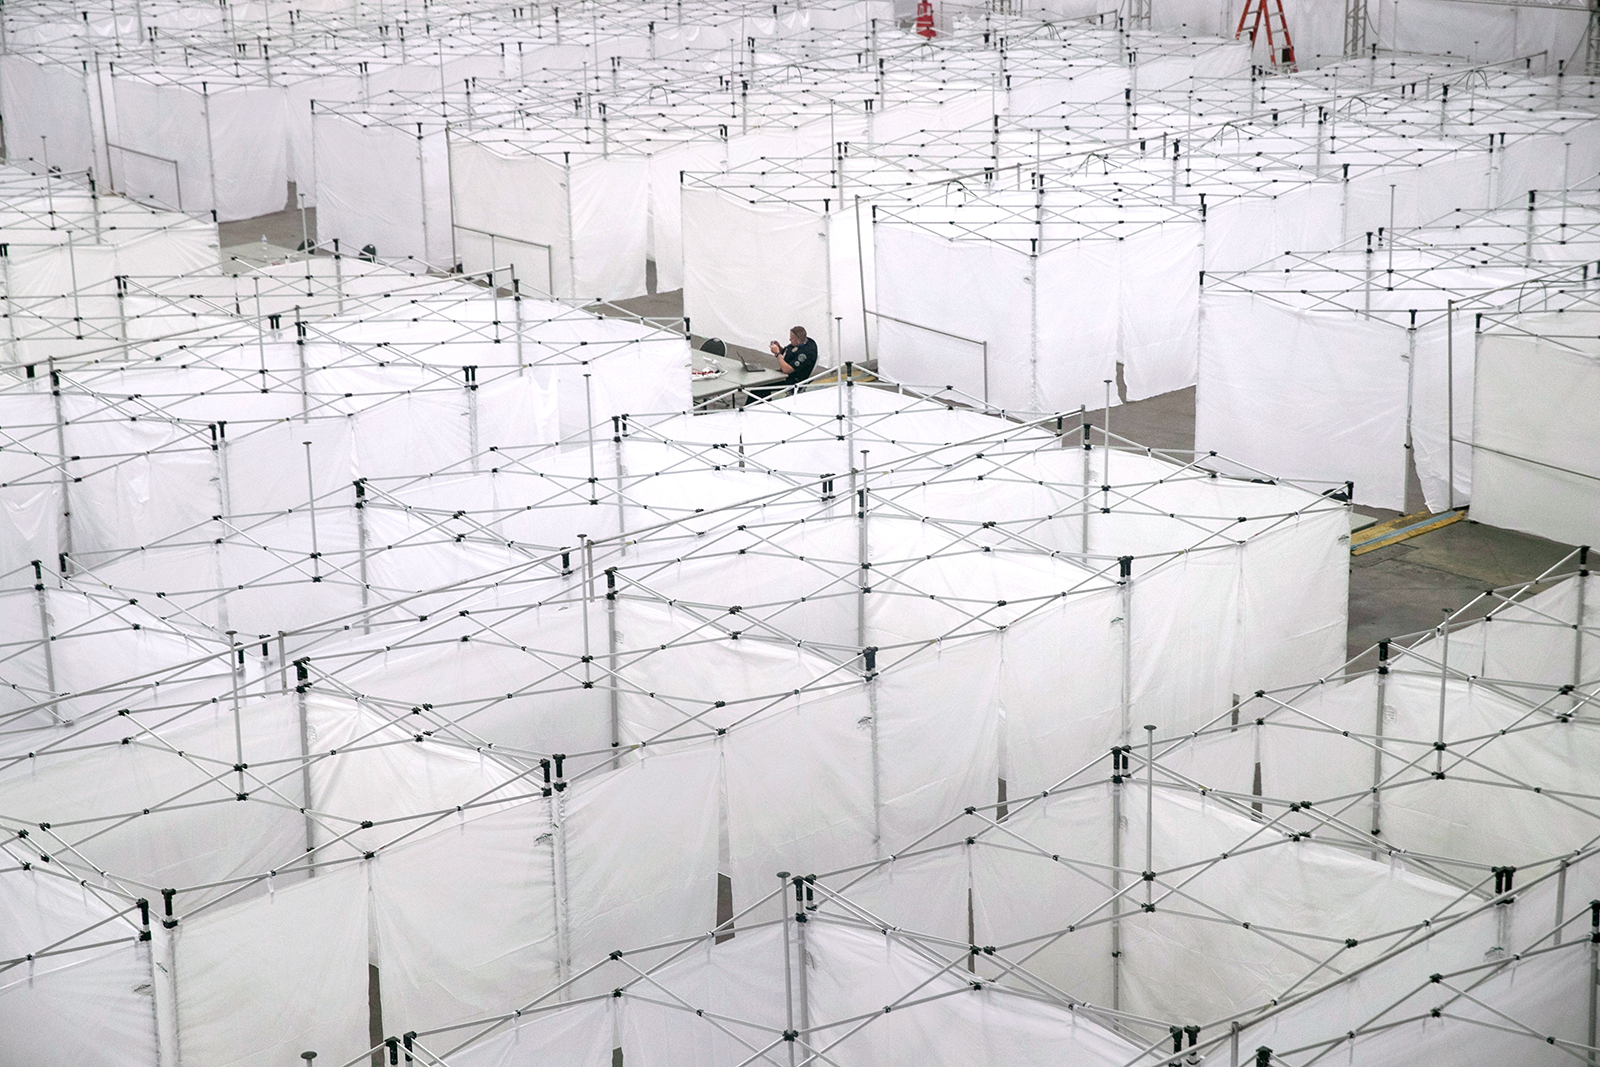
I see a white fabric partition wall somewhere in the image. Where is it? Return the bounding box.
[101,73,289,221]
[874,208,1202,411]
[1197,251,1560,513]
[1471,310,1600,547]
[682,187,833,356]
[450,138,649,300]
[0,54,100,176]
[314,113,453,264]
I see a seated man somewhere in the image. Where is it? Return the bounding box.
[768,326,819,390]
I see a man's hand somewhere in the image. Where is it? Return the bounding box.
[769,342,782,355]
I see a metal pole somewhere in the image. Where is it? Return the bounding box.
[49,366,74,571]
[417,124,430,263]
[579,534,594,697]
[779,871,796,1067]
[115,275,130,360]
[855,196,871,362]
[1371,639,1389,857]
[1576,547,1591,718]
[303,441,321,582]
[464,366,480,472]
[296,314,309,423]
[1588,898,1598,1067]
[856,449,869,652]
[31,561,61,724]
[1080,406,1091,555]
[1436,614,1450,774]
[1103,378,1113,510]
[606,566,619,769]
[1406,315,1418,512]
[228,632,244,794]
[1111,749,1124,1013]
[1447,301,1456,509]
[355,480,370,634]
[1144,723,1155,908]
[583,374,597,504]
[794,876,811,1047]
[565,154,577,297]
[201,82,219,218]
[613,417,627,554]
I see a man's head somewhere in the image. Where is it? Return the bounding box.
[789,326,807,345]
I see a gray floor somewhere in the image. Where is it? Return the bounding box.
[225,205,1583,666]
[218,183,316,251]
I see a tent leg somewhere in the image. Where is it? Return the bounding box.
[201,81,218,217]
[1436,618,1450,775]
[1111,763,1123,1014]
[856,450,869,652]
[580,534,593,692]
[1576,557,1590,717]
[1,252,16,362]
[33,565,61,724]
[296,666,316,875]
[606,568,619,769]
[869,676,881,856]
[49,363,75,571]
[1143,724,1155,909]
[779,872,796,1067]
[355,480,370,633]
[613,426,627,556]
[1555,860,1568,947]
[1080,407,1091,556]
[303,441,321,581]
[229,633,244,795]
[1588,901,1599,1067]
[465,369,480,472]
[584,374,597,504]
[513,276,524,367]
[1371,640,1388,858]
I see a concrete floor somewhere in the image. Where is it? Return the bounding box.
[224,207,1583,667]
[218,183,316,251]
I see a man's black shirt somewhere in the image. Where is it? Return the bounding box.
[780,338,819,385]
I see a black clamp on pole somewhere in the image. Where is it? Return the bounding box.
[1255,1047,1273,1067]
[385,1036,400,1065]
[294,657,311,693]
[161,888,178,929]
[605,567,617,600]
[1580,545,1590,578]
[1377,639,1390,676]
[1118,556,1133,581]
[553,754,566,792]
[540,758,552,797]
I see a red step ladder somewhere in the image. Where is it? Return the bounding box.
[1235,0,1296,71]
